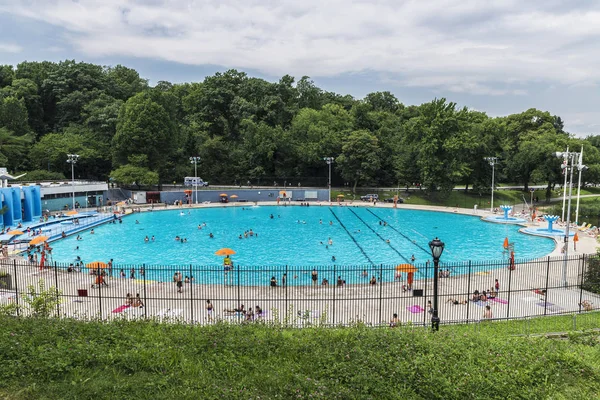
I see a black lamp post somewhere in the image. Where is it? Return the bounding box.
[429,237,445,331]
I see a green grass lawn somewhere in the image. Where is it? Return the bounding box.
[0,314,599,399]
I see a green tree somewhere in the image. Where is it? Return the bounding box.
[112,92,177,182]
[0,96,31,136]
[110,164,159,188]
[0,65,14,88]
[0,127,32,170]
[336,130,381,192]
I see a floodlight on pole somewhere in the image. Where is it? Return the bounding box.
[484,157,498,212]
[66,154,80,210]
[189,156,201,204]
[323,157,334,202]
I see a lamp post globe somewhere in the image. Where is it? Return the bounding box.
[428,237,445,331]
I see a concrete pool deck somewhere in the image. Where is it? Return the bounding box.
[1,201,598,326]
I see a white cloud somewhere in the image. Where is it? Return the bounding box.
[1,0,600,96]
[0,42,22,53]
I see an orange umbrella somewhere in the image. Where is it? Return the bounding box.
[573,232,579,242]
[7,230,24,236]
[86,261,107,269]
[395,264,418,273]
[29,236,49,245]
[219,194,228,197]
[66,210,78,215]
[215,248,236,256]
[503,237,509,249]
[230,195,239,199]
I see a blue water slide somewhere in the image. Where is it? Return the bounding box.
[23,186,34,222]
[1,188,14,226]
[10,187,21,223]
[32,186,42,217]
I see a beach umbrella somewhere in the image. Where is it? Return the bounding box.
[7,230,24,236]
[86,261,107,270]
[219,194,228,197]
[66,210,78,216]
[395,264,418,273]
[337,194,344,197]
[215,248,236,256]
[29,235,49,246]
[230,195,239,199]
[503,237,509,249]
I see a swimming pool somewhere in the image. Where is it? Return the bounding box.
[47,205,555,284]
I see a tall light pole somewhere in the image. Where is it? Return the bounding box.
[189,156,200,204]
[555,150,581,288]
[66,154,79,210]
[429,237,445,332]
[323,157,334,202]
[575,147,586,225]
[484,157,498,212]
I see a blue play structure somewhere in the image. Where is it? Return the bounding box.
[0,185,42,227]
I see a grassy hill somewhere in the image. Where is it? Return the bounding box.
[0,314,599,399]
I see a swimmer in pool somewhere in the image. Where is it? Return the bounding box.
[144,236,149,242]
[151,236,155,241]
[209,233,214,238]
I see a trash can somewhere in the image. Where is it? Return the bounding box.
[77,289,88,297]
[412,289,424,297]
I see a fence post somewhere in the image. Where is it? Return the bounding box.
[378,264,383,326]
[423,261,429,326]
[13,259,19,317]
[543,256,551,316]
[466,261,472,323]
[332,264,337,326]
[284,265,288,325]
[142,264,147,319]
[578,254,585,314]
[236,265,241,310]
[98,266,103,320]
[189,264,194,324]
[54,261,60,318]
[506,259,513,319]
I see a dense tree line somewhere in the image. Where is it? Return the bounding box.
[1,60,600,199]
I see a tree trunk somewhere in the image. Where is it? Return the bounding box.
[353,180,358,194]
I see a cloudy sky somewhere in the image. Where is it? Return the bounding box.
[1,0,599,135]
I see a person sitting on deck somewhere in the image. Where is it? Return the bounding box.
[479,291,488,302]
[471,290,480,302]
[446,298,468,305]
[224,305,246,315]
[369,276,377,285]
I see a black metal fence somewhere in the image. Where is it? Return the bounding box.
[1,254,599,327]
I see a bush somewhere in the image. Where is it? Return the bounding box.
[583,254,600,295]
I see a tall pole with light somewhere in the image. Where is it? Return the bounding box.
[428,237,445,332]
[66,154,79,210]
[484,157,498,212]
[575,147,586,225]
[555,150,583,288]
[323,157,334,203]
[189,156,200,204]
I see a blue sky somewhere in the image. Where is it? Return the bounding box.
[1,0,599,135]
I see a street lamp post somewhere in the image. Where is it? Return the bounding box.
[484,157,498,212]
[428,237,445,332]
[323,157,334,202]
[189,156,200,204]
[66,154,79,210]
[555,150,584,288]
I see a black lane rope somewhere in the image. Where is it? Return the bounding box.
[347,208,412,265]
[328,208,374,266]
[366,208,431,256]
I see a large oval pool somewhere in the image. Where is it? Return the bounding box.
[46,206,555,285]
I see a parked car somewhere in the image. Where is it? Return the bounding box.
[384,197,404,203]
[360,194,379,201]
[184,177,209,187]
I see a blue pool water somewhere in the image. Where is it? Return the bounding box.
[48,206,555,284]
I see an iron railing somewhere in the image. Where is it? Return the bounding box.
[0,254,598,327]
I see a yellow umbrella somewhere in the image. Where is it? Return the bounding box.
[279,190,287,195]
[86,261,108,270]
[219,194,228,197]
[29,236,49,246]
[7,230,24,236]
[230,195,239,199]
[337,194,344,197]
[66,210,78,215]
[215,248,236,256]
[395,264,418,273]
[116,201,126,206]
